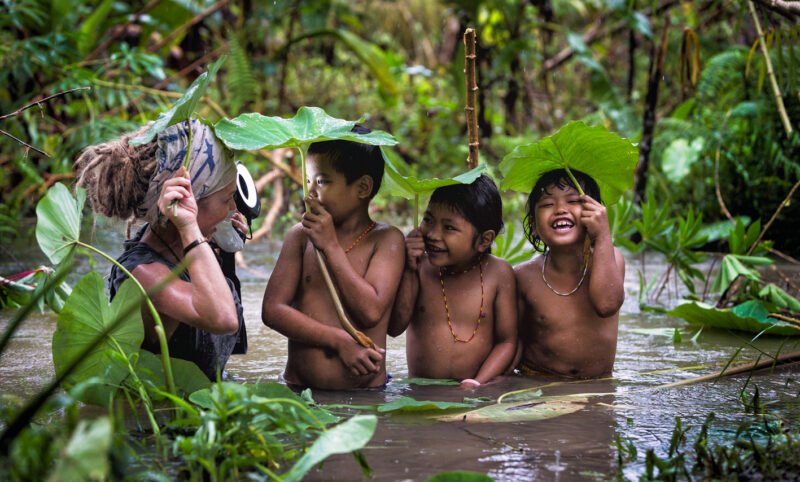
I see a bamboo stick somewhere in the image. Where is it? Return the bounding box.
[654,350,800,389]
[464,28,480,169]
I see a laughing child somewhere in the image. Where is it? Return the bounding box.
[515,169,625,379]
[262,126,406,390]
[389,175,517,388]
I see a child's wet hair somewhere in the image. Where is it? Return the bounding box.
[429,174,504,242]
[523,168,601,253]
[307,124,384,198]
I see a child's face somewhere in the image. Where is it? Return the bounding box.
[419,202,482,269]
[532,182,586,248]
[306,155,361,222]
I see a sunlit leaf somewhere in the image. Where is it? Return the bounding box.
[281,415,377,482]
[383,163,486,200]
[52,274,145,406]
[214,106,397,151]
[435,395,593,423]
[499,121,638,205]
[129,56,225,146]
[668,300,799,336]
[35,183,85,266]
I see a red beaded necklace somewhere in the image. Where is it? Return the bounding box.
[344,221,377,253]
[439,257,485,343]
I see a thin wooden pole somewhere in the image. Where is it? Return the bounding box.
[464,28,480,169]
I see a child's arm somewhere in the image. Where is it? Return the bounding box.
[302,197,405,328]
[463,262,519,387]
[262,224,384,376]
[388,229,425,337]
[581,195,626,317]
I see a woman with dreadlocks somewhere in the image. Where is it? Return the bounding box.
[75,119,247,380]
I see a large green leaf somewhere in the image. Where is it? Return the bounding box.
[435,395,591,423]
[281,415,377,482]
[52,273,145,406]
[35,183,85,266]
[129,56,225,146]
[668,300,799,336]
[213,106,397,151]
[499,121,638,205]
[383,163,486,200]
[377,396,474,413]
[135,350,211,395]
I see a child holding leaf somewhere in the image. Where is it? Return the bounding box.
[262,127,406,390]
[389,175,518,388]
[515,169,625,379]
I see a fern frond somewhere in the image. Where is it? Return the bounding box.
[226,35,258,114]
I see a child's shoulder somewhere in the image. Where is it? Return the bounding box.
[512,255,543,277]
[367,221,405,248]
[484,254,515,277]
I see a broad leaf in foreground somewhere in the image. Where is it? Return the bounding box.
[668,300,799,336]
[499,121,638,205]
[52,274,144,406]
[35,183,85,266]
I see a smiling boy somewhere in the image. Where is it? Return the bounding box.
[515,169,625,379]
[390,175,517,387]
[262,126,406,390]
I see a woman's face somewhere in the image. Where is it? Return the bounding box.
[197,180,237,237]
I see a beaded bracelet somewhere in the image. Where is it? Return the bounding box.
[183,239,207,255]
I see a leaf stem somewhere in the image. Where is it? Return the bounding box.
[76,241,178,400]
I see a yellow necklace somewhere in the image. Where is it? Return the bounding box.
[439,258,485,343]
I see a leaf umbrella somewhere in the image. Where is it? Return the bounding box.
[499,121,638,205]
[215,107,397,348]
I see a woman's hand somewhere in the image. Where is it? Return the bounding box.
[158,167,198,230]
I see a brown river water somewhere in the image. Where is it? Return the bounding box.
[2,220,799,481]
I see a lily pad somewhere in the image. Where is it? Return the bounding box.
[214,106,397,151]
[499,121,638,205]
[281,415,377,482]
[392,377,461,386]
[35,183,85,266]
[435,395,591,423]
[129,56,225,146]
[378,396,474,413]
[52,273,145,406]
[427,471,495,482]
[668,300,799,336]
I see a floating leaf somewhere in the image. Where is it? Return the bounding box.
[435,395,592,423]
[427,471,495,482]
[499,121,638,205]
[35,183,85,266]
[214,106,397,151]
[129,56,225,146]
[392,377,461,386]
[281,415,377,482]
[668,300,799,336]
[378,396,474,413]
[52,274,144,406]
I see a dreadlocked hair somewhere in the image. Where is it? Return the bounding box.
[74,126,158,221]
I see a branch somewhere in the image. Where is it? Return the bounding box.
[749,0,793,133]
[0,128,50,157]
[754,0,800,17]
[0,87,91,121]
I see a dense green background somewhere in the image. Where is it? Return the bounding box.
[1,0,798,255]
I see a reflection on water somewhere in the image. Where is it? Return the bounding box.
[2,232,800,481]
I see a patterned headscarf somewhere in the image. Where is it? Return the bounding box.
[137,119,236,222]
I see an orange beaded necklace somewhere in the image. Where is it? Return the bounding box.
[439,257,485,343]
[344,221,377,253]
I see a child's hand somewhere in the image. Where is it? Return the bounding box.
[158,167,197,230]
[405,229,425,271]
[337,337,385,376]
[302,196,337,253]
[460,378,481,389]
[580,195,611,241]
